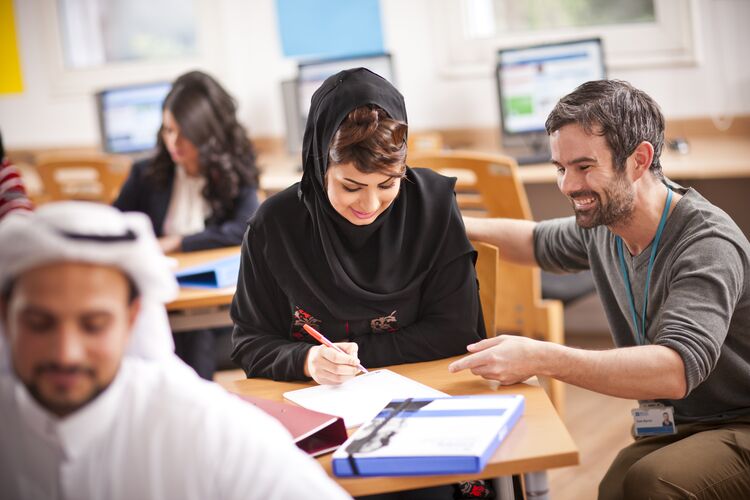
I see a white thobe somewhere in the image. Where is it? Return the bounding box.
[0,358,351,500]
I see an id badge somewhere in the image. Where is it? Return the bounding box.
[631,403,676,436]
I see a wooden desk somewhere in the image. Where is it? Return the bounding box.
[167,246,240,332]
[518,135,750,184]
[221,357,579,497]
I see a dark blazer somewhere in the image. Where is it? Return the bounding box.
[114,159,259,251]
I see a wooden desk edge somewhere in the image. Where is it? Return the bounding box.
[167,246,240,311]
[166,290,235,311]
[321,442,579,497]
[329,457,579,496]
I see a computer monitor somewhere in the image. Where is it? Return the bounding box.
[96,81,172,155]
[496,38,606,164]
[283,53,395,155]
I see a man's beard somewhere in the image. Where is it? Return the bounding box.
[570,174,634,229]
[27,362,104,417]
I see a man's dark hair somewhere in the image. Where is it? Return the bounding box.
[125,276,140,304]
[545,80,665,177]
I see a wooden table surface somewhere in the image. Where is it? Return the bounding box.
[166,246,241,311]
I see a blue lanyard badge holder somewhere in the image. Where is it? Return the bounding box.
[618,188,678,436]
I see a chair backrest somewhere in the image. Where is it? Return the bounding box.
[409,150,547,335]
[35,155,131,205]
[408,150,532,220]
[409,150,565,413]
[471,240,499,336]
[407,131,444,153]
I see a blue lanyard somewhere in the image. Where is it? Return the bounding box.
[616,188,673,345]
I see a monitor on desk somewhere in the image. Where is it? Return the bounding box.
[496,38,606,164]
[96,81,172,155]
[283,53,395,155]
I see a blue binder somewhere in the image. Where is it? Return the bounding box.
[332,394,525,477]
[174,254,241,288]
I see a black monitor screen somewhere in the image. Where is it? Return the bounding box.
[496,38,606,136]
[296,53,394,135]
[96,82,171,154]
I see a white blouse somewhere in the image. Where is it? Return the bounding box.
[162,164,211,236]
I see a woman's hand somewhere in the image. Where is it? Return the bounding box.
[304,342,361,385]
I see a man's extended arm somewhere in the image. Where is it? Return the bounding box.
[464,217,538,266]
[449,335,687,400]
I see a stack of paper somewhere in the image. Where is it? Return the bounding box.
[332,394,525,477]
[283,369,448,428]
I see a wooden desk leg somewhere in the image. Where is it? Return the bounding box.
[168,307,232,332]
[523,471,550,499]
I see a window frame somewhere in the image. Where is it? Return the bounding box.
[431,0,700,78]
[39,0,223,95]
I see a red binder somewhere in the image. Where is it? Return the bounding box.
[239,395,348,457]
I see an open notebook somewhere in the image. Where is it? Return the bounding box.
[283,369,448,428]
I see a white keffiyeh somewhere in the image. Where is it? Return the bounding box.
[0,201,179,367]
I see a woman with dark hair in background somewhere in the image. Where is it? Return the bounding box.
[115,70,260,380]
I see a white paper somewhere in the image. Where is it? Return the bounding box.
[283,369,448,428]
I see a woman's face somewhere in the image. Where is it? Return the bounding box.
[325,162,403,226]
[161,110,200,177]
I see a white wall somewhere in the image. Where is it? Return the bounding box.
[1,0,748,149]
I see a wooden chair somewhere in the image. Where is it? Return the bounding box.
[34,154,131,205]
[407,131,444,153]
[410,150,565,413]
[472,240,499,337]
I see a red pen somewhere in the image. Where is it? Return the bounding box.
[302,323,368,373]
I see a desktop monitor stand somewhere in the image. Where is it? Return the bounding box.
[502,131,551,166]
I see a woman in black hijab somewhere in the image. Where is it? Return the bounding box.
[231,68,485,386]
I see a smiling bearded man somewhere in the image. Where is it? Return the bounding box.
[456,80,750,499]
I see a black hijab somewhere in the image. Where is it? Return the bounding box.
[267,68,474,319]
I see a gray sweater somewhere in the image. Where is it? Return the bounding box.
[534,186,750,423]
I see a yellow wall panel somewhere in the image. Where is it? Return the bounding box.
[0,0,23,94]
